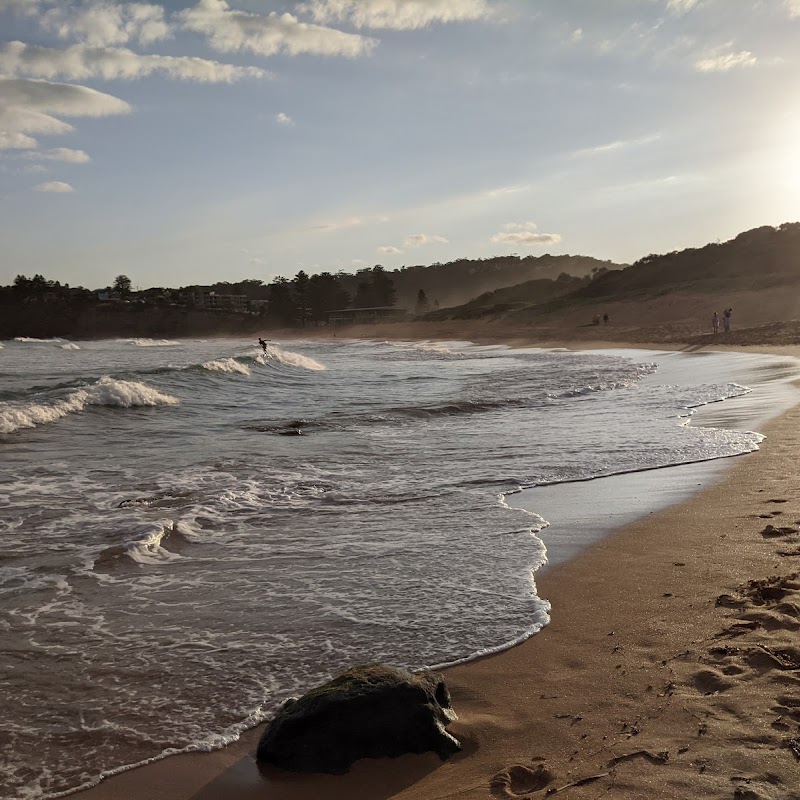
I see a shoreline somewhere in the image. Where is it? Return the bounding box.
[69,336,800,800]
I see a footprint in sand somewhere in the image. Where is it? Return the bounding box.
[489,763,554,797]
[760,524,799,539]
[692,668,733,695]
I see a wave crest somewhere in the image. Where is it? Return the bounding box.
[95,521,184,568]
[118,338,180,347]
[202,358,251,376]
[0,377,179,434]
[261,344,326,371]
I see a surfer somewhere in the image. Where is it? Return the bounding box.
[258,337,268,354]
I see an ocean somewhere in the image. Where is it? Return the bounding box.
[1,336,798,799]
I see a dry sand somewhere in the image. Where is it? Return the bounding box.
[75,329,800,800]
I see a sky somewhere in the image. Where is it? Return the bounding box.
[1,0,799,290]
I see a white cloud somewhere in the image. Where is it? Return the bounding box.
[178,0,377,58]
[491,222,561,247]
[666,0,699,14]
[275,112,294,126]
[23,146,90,163]
[40,2,170,47]
[0,130,38,149]
[0,41,269,82]
[309,215,364,231]
[351,258,367,266]
[301,0,492,30]
[695,47,757,72]
[484,183,530,199]
[378,245,402,254]
[787,0,800,18]
[571,133,661,158]
[35,180,74,192]
[403,233,448,248]
[0,77,130,150]
[570,28,583,43]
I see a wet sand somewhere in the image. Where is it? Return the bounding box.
[75,334,800,800]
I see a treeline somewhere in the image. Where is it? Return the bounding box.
[256,266,396,327]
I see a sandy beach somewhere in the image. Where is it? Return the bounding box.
[74,331,800,800]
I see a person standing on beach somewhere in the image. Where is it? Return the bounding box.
[722,308,731,333]
[712,311,719,334]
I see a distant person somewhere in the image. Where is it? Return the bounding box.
[722,308,732,333]
[592,314,600,325]
[602,313,609,325]
[712,311,719,335]
[258,337,268,354]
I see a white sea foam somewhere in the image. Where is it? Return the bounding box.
[122,521,183,565]
[60,342,81,350]
[13,336,65,343]
[201,357,251,375]
[0,377,179,433]
[118,338,180,347]
[262,344,326,371]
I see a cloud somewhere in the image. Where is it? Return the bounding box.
[787,0,800,18]
[0,77,130,150]
[40,2,171,47]
[0,130,38,149]
[571,133,661,158]
[378,245,402,254]
[491,222,561,247]
[178,0,377,58]
[695,46,757,72]
[35,180,74,192]
[309,215,364,231]
[0,41,269,82]
[275,112,294,126]
[300,0,492,30]
[666,0,699,14]
[403,233,448,248]
[23,146,90,163]
[484,183,530,199]
[351,258,367,266]
[0,0,39,13]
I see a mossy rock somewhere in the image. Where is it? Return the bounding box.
[256,664,460,774]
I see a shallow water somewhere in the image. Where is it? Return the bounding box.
[1,337,797,799]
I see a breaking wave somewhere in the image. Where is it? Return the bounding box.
[0,377,179,434]
[261,344,326,371]
[201,358,251,376]
[118,338,180,347]
[95,521,184,568]
[60,343,81,351]
[13,337,65,343]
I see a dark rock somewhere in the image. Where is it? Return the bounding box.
[256,664,460,774]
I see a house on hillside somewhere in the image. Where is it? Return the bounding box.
[327,306,407,326]
[191,291,249,313]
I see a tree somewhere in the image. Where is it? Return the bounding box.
[370,266,396,306]
[266,277,297,327]
[113,274,132,297]
[307,272,350,325]
[292,270,311,327]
